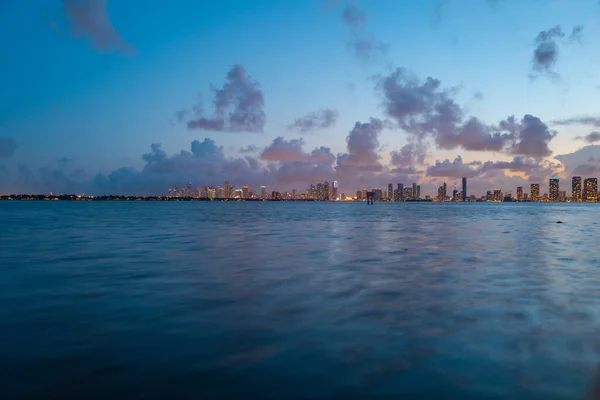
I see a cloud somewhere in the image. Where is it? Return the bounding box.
[555,145,600,176]
[288,109,338,133]
[62,0,132,54]
[575,132,600,144]
[431,1,445,28]
[479,156,558,179]
[0,138,18,158]
[342,4,366,27]
[239,145,258,154]
[341,4,389,63]
[501,114,557,159]
[426,156,480,178]
[57,157,74,168]
[342,118,384,167]
[569,25,584,44]
[378,69,512,152]
[552,116,600,128]
[530,24,582,78]
[378,68,557,158]
[571,164,600,176]
[261,137,334,164]
[183,65,266,133]
[390,141,427,167]
[531,25,565,77]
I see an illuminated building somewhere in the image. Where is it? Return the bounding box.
[584,178,598,202]
[405,187,412,200]
[412,183,417,200]
[559,191,566,202]
[292,189,297,199]
[493,189,502,202]
[549,177,559,202]
[462,177,467,202]
[187,182,192,196]
[416,185,421,199]
[260,185,267,200]
[271,191,282,200]
[530,184,540,202]
[387,184,393,201]
[453,189,459,201]
[398,183,404,201]
[523,193,528,202]
[486,191,492,201]
[373,188,383,201]
[572,176,582,202]
[242,185,249,199]
[516,186,523,202]
[332,181,339,201]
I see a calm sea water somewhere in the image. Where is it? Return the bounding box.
[1,201,600,399]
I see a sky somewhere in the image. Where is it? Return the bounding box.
[2,0,600,196]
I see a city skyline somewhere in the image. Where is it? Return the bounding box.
[2,1,600,196]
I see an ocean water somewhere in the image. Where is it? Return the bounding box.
[1,201,600,399]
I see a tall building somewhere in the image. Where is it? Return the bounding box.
[242,185,249,199]
[332,181,339,201]
[452,189,459,201]
[493,189,502,202]
[584,178,598,202]
[260,185,267,200]
[416,185,421,200]
[437,183,447,202]
[292,189,297,200]
[462,177,467,202]
[530,184,540,202]
[516,186,523,202]
[398,183,404,201]
[549,177,559,202]
[388,183,393,201]
[412,183,417,200]
[486,190,492,201]
[405,187,413,200]
[572,176,582,202]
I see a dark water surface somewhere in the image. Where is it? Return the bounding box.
[2,202,600,399]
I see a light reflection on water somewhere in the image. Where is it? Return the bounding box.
[1,201,600,399]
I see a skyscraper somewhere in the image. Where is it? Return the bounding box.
[462,177,467,202]
[412,183,417,200]
[530,184,540,202]
[242,185,249,199]
[388,183,393,201]
[416,185,421,200]
[572,176,582,202]
[549,177,559,202]
[584,178,598,202]
[332,181,339,201]
[260,185,267,200]
[398,183,404,201]
[516,186,523,202]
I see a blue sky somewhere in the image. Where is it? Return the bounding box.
[1,0,600,195]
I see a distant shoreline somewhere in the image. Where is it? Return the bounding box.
[0,195,595,203]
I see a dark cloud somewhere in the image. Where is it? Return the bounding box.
[576,132,600,144]
[552,116,600,128]
[379,69,556,158]
[341,4,389,63]
[184,65,266,133]
[431,1,445,28]
[288,109,338,133]
[378,69,512,152]
[390,141,427,167]
[62,0,132,54]
[239,145,258,154]
[342,118,384,167]
[569,25,584,44]
[473,91,484,101]
[502,114,557,159]
[531,25,565,77]
[342,4,366,27]
[0,138,18,158]
[572,164,600,176]
[261,137,334,164]
[426,156,480,178]
[531,24,583,78]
